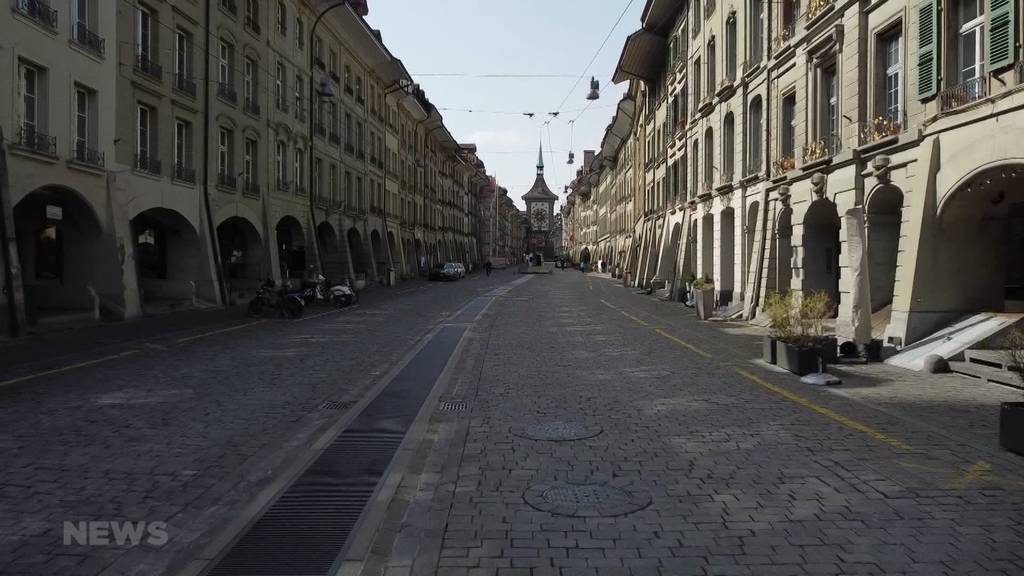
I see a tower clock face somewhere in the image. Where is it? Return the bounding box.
[531,206,548,228]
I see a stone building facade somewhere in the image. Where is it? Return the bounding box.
[565,0,1024,348]
[0,0,487,335]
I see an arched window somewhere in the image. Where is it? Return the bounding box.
[723,113,735,181]
[749,0,764,62]
[726,14,737,81]
[748,97,763,174]
[707,38,716,97]
[703,127,714,189]
[691,139,699,198]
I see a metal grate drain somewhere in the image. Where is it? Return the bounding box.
[523,480,651,517]
[439,400,468,412]
[320,400,357,411]
[510,422,603,442]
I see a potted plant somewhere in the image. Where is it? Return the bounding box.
[1000,327,1024,455]
[692,275,715,320]
[767,291,836,376]
[762,291,792,364]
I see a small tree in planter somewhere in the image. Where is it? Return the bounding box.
[763,292,793,364]
[765,291,836,375]
[692,275,716,320]
[1000,327,1024,455]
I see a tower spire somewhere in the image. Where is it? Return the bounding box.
[537,140,544,175]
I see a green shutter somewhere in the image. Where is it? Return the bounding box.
[987,0,1016,70]
[917,0,938,99]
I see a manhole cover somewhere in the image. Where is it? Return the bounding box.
[510,422,603,441]
[524,481,651,517]
[320,400,356,411]
[439,400,467,412]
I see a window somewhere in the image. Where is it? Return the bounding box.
[276,1,286,35]
[954,0,985,84]
[136,6,152,59]
[345,112,353,148]
[344,65,353,91]
[245,0,259,29]
[313,35,323,65]
[243,138,257,184]
[175,29,192,81]
[781,93,796,158]
[295,16,305,50]
[275,62,286,108]
[782,0,797,33]
[345,171,353,207]
[137,105,155,169]
[19,62,40,133]
[174,119,192,170]
[726,16,737,80]
[329,49,338,76]
[691,140,699,198]
[692,58,701,108]
[703,128,714,188]
[294,73,303,115]
[357,121,365,152]
[218,128,233,176]
[294,148,304,191]
[750,0,764,61]
[218,40,234,85]
[723,113,734,179]
[314,157,323,197]
[748,97,763,172]
[356,176,364,210]
[707,38,716,96]
[276,141,287,187]
[330,163,338,205]
[877,27,902,120]
[819,63,838,142]
[244,57,257,104]
[73,86,96,159]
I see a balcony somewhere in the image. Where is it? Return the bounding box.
[802,133,841,164]
[275,94,289,113]
[805,0,834,23]
[134,153,161,175]
[697,94,714,115]
[173,163,196,183]
[15,124,56,156]
[242,180,261,198]
[72,141,104,167]
[716,169,734,191]
[244,15,261,35]
[772,23,796,52]
[218,172,237,190]
[939,77,987,112]
[13,0,57,31]
[72,22,105,56]
[217,82,237,104]
[135,54,162,82]
[243,97,260,117]
[174,73,196,97]
[771,155,795,177]
[277,179,291,192]
[858,112,905,147]
[329,131,341,145]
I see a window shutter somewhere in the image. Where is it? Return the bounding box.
[916,0,938,99]
[988,0,1016,70]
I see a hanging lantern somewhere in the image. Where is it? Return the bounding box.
[586,76,600,100]
[567,151,575,165]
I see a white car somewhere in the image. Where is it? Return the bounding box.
[454,263,467,278]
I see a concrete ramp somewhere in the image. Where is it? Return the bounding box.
[885,312,1024,371]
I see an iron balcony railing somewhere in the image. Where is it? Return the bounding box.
[73,22,105,56]
[135,54,162,82]
[939,77,987,112]
[16,124,56,156]
[802,133,841,163]
[242,179,260,198]
[218,172,237,189]
[243,97,260,117]
[134,152,160,175]
[217,81,237,104]
[174,73,196,97]
[14,0,57,30]
[858,111,905,146]
[72,141,104,166]
[174,163,195,183]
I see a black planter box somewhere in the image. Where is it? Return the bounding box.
[776,341,824,376]
[1000,402,1024,456]
[811,336,839,364]
[763,337,777,364]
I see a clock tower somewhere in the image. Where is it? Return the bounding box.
[521,142,558,258]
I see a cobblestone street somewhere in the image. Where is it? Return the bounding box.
[365,270,1024,576]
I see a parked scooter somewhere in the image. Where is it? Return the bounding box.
[295,273,359,308]
[247,278,304,318]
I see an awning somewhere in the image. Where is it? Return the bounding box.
[599,96,637,159]
[612,29,667,84]
[641,0,681,35]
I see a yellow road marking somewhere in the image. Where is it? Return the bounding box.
[734,367,913,451]
[655,328,712,358]
[948,460,991,489]
[0,350,139,387]
[176,320,266,343]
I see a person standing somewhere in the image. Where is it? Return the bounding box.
[484,260,492,276]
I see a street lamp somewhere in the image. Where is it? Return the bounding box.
[306,1,349,276]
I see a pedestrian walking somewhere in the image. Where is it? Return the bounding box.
[484,260,492,276]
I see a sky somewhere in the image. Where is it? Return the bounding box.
[366,0,645,210]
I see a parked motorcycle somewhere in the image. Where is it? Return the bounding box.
[247,278,304,319]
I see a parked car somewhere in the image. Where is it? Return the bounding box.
[441,263,461,281]
[453,263,467,278]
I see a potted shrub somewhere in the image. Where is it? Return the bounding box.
[1000,327,1024,455]
[770,291,836,376]
[762,292,792,364]
[692,275,716,320]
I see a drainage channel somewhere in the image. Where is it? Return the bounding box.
[205,324,468,576]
